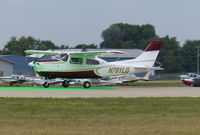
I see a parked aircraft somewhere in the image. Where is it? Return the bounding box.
[0,75,28,86]
[179,73,200,80]
[86,71,152,86]
[182,77,200,87]
[25,40,164,88]
[0,75,64,86]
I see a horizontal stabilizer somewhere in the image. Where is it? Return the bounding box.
[134,66,164,71]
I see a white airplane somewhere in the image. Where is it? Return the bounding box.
[86,71,152,86]
[25,40,164,88]
[0,75,28,86]
[0,74,64,87]
[115,71,152,83]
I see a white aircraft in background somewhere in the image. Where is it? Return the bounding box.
[25,40,164,88]
[0,75,64,86]
[0,75,28,86]
[88,71,152,85]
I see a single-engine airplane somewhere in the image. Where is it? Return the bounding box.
[0,74,65,86]
[25,40,164,88]
[87,71,152,86]
[0,75,28,86]
[182,77,200,87]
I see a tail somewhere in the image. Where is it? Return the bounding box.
[132,40,164,68]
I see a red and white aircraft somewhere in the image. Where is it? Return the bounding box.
[25,40,164,88]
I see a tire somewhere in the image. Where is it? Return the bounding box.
[43,82,50,88]
[62,80,69,88]
[83,81,91,88]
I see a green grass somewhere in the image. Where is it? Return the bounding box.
[0,97,200,135]
[0,87,116,91]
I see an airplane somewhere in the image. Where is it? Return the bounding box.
[111,71,152,83]
[179,73,200,80]
[182,76,200,87]
[0,75,28,86]
[86,71,152,86]
[25,40,164,88]
[0,74,64,87]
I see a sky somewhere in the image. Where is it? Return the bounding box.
[0,0,200,49]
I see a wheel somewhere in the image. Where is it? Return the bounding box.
[83,81,91,88]
[62,80,69,88]
[43,82,50,88]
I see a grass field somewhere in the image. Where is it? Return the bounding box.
[0,97,200,135]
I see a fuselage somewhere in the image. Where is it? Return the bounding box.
[29,57,147,79]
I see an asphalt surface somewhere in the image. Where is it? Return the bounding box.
[0,87,200,98]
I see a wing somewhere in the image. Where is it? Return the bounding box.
[25,50,67,55]
[69,50,126,58]
[25,50,126,58]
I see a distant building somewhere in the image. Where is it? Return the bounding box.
[0,57,15,76]
[0,55,34,76]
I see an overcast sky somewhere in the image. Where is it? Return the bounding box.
[0,0,200,48]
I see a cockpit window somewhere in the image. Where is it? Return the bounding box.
[60,54,68,61]
[70,57,83,64]
[86,59,100,65]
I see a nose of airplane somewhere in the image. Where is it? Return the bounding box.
[28,61,35,67]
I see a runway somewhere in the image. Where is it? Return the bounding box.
[0,86,200,98]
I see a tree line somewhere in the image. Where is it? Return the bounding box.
[0,23,200,73]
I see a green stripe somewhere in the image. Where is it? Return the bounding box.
[0,87,116,91]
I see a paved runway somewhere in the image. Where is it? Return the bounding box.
[0,87,200,98]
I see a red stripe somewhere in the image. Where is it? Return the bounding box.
[38,59,61,62]
[37,70,101,79]
[144,40,164,51]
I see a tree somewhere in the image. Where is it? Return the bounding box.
[181,40,200,73]
[100,23,157,49]
[73,44,98,49]
[157,36,182,73]
[2,36,59,56]
[60,45,69,49]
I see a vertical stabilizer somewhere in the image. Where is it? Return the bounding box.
[132,40,164,67]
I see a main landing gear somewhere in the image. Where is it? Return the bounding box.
[42,79,91,88]
[43,81,50,88]
[62,80,69,88]
[83,81,91,88]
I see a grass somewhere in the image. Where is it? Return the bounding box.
[0,97,200,135]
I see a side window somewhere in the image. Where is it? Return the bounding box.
[70,57,83,64]
[61,54,68,61]
[86,59,100,65]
